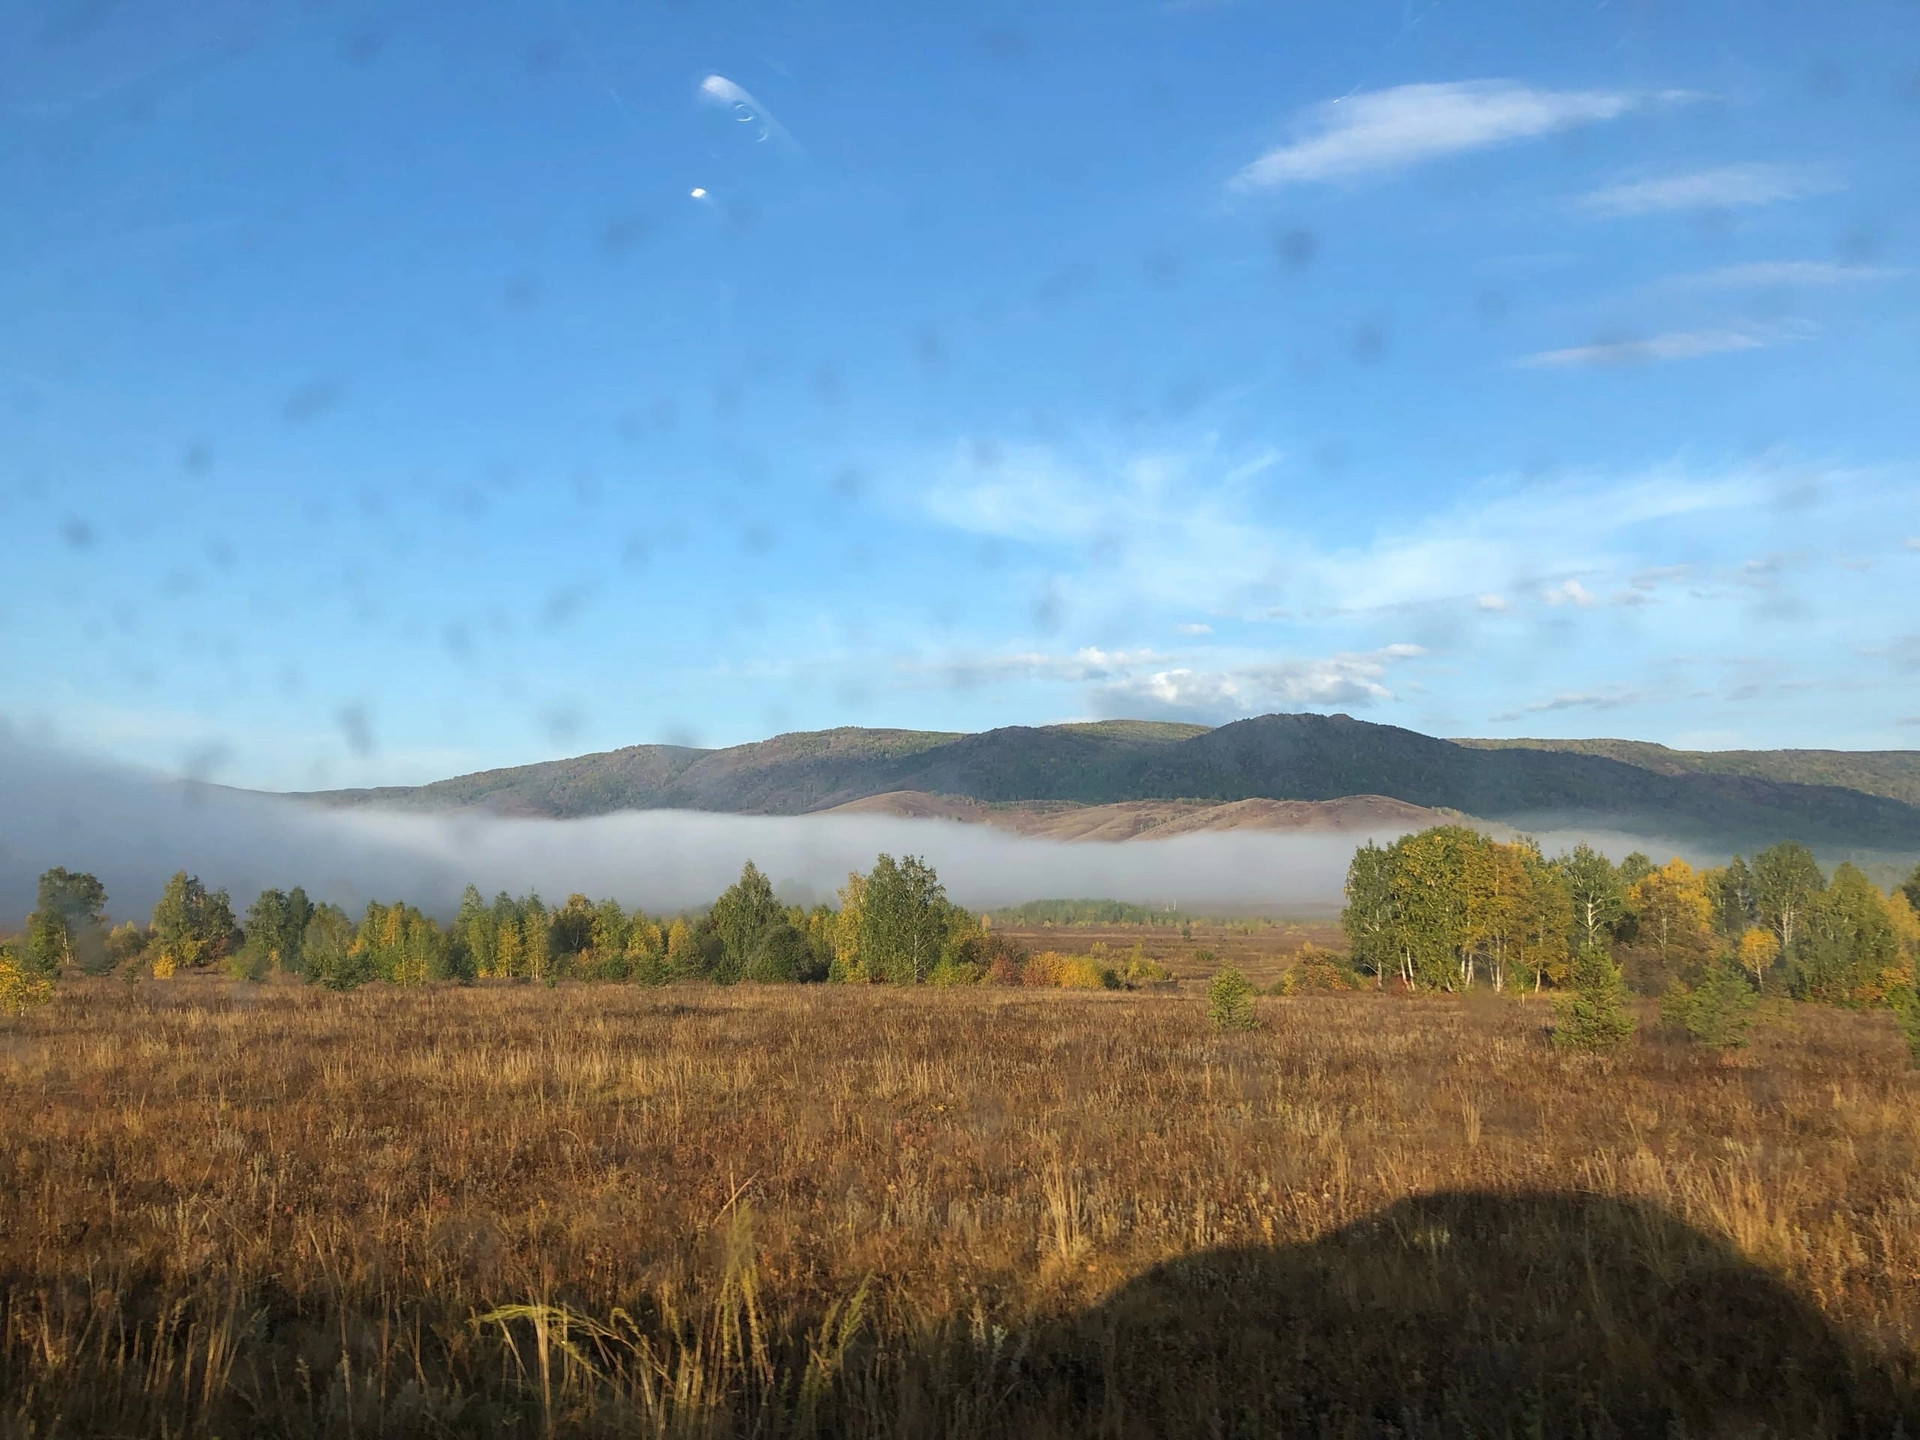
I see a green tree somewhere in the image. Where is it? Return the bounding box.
[549,893,598,972]
[859,854,951,984]
[303,903,370,990]
[1207,963,1258,1031]
[1388,826,1495,990]
[239,887,313,978]
[1753,842,1825,954]
[589,898,632,978]
[25,868,108,977]
[710,861,785,982]
[1901,862,1920,916]
[1558,844,1625,951]
[1714,857,1757,939]
[452,887,497,976]
[1514,846,1573,992]
[1789,863,1897,1006]
[743,920,812,982]
[1552,943,1635,1052]
[521,895,550,981]
[1662,962,1758,1049]
[149,872,239,975]
[1341,841,1398,988]
[352,901,450,985]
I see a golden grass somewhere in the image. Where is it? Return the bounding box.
[994,918,1340,986]
[3,978,1918,1436]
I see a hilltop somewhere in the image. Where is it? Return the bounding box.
[295,713,1920,853]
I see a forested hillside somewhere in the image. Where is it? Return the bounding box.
[297,714,1920,852]
[1457,738,1920,808]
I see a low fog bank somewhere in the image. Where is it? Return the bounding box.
[0,739,1748,924]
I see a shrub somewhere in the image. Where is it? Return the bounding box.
[926,959,983,986]
[1661,963,1759,1049]
[1055,956,1116,990]
[986,952,1025,986]
[1207,964,1258,1031]
[1279,943,1358,995]
[1023,952,1067,988]
[629,948,672,987]
[104,922,148,972]
[1119,949,1173,988]
[224,947,270,983]
[0,947,54,1016]
[1552,944,1635,1052]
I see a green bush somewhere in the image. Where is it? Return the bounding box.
[630,949,672,987]
[925,958,986,986]
[1661,963,1759,1049]
[1552,944,1635,1052]
[1207,964,1258,1032]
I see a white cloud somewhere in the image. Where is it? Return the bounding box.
[914,438,1791,621]
[1491,687,1652,722]
[1903,537,1920,552]
[888,433,1913,736]
[1176,622,1214,635]
[1095,645,1426,717]
[1517,324,1803,368]
[931,647,1166,690]
[1542,579,1597,607]
[1228,81,1663,193]
[1578,163,1840,218]
[919,643,1425,719]
[1658,260,1902,291]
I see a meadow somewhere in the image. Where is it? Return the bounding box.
[991,917,1339,987]
[4,978,1919,1437]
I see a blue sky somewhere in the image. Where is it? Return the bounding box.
[4,0,1918,790]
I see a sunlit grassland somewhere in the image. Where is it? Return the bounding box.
[4,980,1919,1436]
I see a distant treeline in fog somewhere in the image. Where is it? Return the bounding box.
[1,852,1175,1000]
[5,833,1918,1020]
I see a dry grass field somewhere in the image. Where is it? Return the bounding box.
[4,978,1920,1437]
[993,919,1342,986]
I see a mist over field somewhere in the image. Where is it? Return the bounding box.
[0,737,1720,922]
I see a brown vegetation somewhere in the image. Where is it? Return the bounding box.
[820,790,1450,841]
[4,979,1919,1436]
[993,919,1340,987]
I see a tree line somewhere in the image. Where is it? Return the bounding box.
[0,854,1174,1002]
[1342,826,1920,1008]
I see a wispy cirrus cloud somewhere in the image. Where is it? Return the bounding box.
[892,433,1911,737]
[1491,687,1656,722]
[1517,323,1808,368]
[1578,163,1840,217]
[1228,80,1676,194]
[913,436,1793,620]
[1656,260,1904,291]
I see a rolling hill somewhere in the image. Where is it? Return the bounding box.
[295,714,1920,853]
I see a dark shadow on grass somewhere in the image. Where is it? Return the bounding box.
[990,1189,1913,1439]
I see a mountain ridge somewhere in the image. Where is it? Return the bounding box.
[292,714,1920,853]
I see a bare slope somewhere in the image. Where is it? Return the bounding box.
[819,791,1451,840]
[296,713,1920,851]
